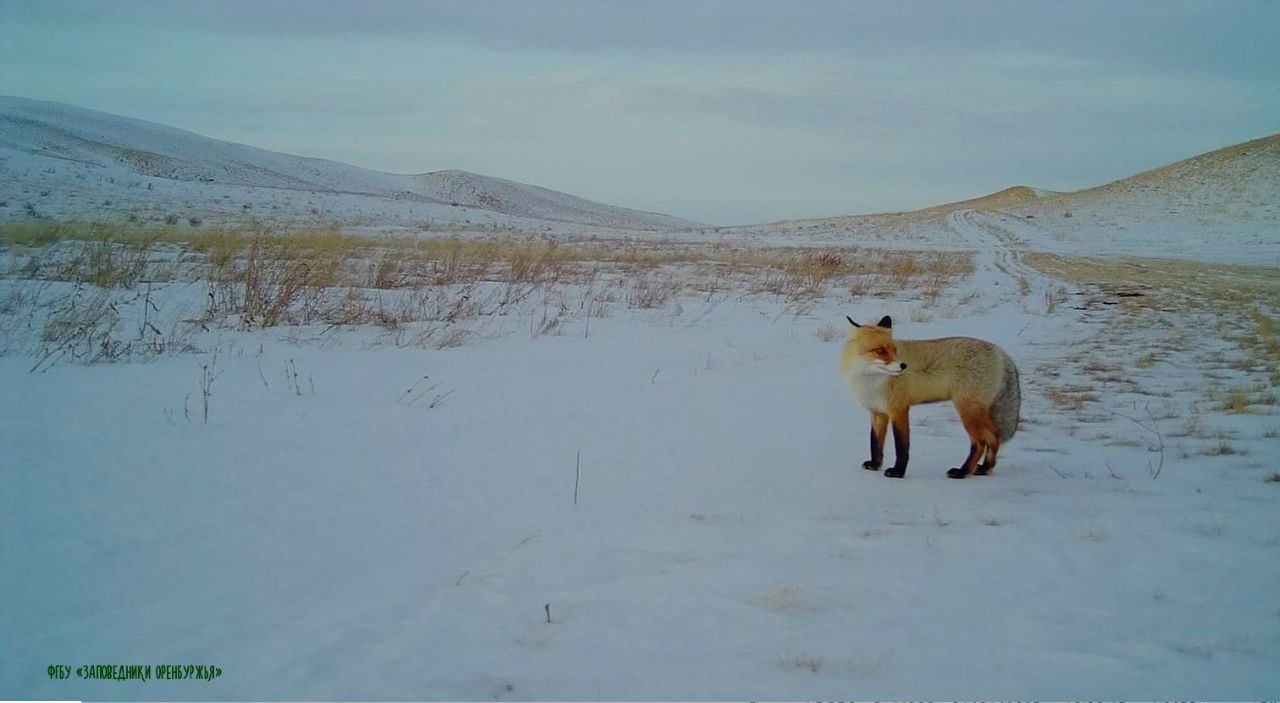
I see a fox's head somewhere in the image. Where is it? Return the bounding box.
[844,315,907,376]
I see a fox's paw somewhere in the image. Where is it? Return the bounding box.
[946,468,970,479]
[973,463,993,476]
[861,460,881,471]
[884,467,906,478]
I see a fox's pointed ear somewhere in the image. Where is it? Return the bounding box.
[846,316,860,327]
[877,315,892,329]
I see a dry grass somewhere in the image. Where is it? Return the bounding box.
[1,221,97,247]
[191,230,247,271]
[240,236,345,327]
[814,322,840,342]
[81,239,150,288]
[1241,309,1280,382]
[5,223,976,313]
[1043,384,1100,411]
[1024,253,1280,315]
[1025,252,1279,458]
[1042,285,1070,314]
[2,223,981,366]
[1201,439,1243,456]
[1207,381,1277,415]
[746,248,972,301]
[627,273,683,309]
[1221,391,1253,414]
[34,289,124,368]
[3,231,157,289]
[1,221,183,247]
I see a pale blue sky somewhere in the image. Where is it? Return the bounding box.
[2,0,1277,224]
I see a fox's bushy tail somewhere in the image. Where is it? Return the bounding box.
[993,353,1021,442]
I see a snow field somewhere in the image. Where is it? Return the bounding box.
[3,212,1279,699]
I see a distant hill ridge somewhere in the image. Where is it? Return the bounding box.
[917,185,1056,215]
[0,95,701,231]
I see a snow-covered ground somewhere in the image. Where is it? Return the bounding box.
[3,209,1278,699]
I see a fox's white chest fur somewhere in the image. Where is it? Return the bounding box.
[844,367,888,413]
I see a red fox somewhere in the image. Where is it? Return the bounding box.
[840,315,1020,479]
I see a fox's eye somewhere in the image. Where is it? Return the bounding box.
[873,347,885,354]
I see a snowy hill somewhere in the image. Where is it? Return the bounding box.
[989,134,1280,262]
[410,169,696,230]
[708,136,1278,265]
[0,96,700,232]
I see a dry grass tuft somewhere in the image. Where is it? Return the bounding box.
[240,236,345,327]
[1043,385,1100,410]
[82,239,149,288]
[1201,439,1243,456]
[627,274,683,309]
[1221,391,1253,414]
[815,322,840,342]
[191,230,247,272]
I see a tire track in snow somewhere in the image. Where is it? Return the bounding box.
[945,208,1064,315]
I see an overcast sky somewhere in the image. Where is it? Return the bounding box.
[2,1,1277,224]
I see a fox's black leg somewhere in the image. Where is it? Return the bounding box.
[863,412,888,470]
[884,410,909,478]
[862,425,882,470]
[947,443,983,479]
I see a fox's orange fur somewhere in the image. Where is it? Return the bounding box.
[840,315,1020,479]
